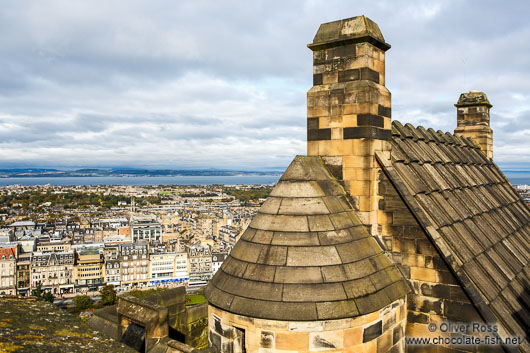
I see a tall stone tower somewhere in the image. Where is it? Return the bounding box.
[307,16,392,231]
[454,91,493,159]
[205,16,409,353]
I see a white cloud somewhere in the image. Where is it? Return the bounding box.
[0,0,529,169]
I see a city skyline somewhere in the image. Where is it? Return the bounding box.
[0,1,529,170]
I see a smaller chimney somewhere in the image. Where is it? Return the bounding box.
[454,91,493,159]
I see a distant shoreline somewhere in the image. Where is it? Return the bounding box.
[0,169,282,179]
[0,173,282,178]
[0,175,281,186]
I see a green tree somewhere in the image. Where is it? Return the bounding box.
[100,285,117,305]
[42,292,55,303]
[72,295,93,312]
[31,281,43,298]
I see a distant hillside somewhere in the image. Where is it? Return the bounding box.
[0,168,282,178]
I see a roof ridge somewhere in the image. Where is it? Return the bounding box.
[391,120,479,148]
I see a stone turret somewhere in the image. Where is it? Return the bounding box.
[307,16,392,232]
[204,16,409,353]
[454,91,493,159]
[205,156,409,352]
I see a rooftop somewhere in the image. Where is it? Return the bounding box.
[0,297,135,353]
[205,156,410,321]
[455,90,492,108]
[308,15,390,51]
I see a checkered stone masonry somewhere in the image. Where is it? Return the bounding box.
[307,16,393,232]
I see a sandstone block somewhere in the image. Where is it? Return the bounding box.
[410,267,437,282]
[344,327,363,346]
[310,330,344,350]
[275,332,309,351]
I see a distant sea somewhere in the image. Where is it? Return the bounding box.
[0,175,281,186]
[0,171,529,187]
[503,171,530,186]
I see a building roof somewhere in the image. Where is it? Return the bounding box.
[205,156,410,321]
[455,90,492,108]
[377,120,530,347]
[9,220,35,227]
[308,15,390,51]
[0,245,16,259]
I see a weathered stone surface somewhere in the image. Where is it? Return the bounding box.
[315,300,359,320]
[278,197,330,215]
[205,156,409,321]
[259,197,282,214]
[0,298,136,353]
[286,246,342,266]
[309,16,390,51]
[270,231,320,246]
[380,120,530,352]
[274,266,323,283]
[250,213,310,232]
[363,320,383,342]
[269,181,325,198]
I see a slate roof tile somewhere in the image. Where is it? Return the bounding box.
[251,230,274,244]
[273,266,323,284]
[411,164,440,192]
[378,121,530,347]
[242,263,277,282]
[270,231,320,246]
[317,229,356,245]
[206,156,409,321]
[342,277,377,298]
[316,299,359,320]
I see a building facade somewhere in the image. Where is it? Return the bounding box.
[104,244,121,287]
[73,248,105,293]
[131,215,162,243]
[0,244,17,295]
[188,245,212,286]
[119,242,149,289]
[31,251,74,294]
[15,252,31,296]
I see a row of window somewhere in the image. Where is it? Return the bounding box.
[0,279,14,286]
[122,274,148,281]
[78,273,102,278]
[121,255,148,260]
[32,280,72,286]
[122,261,148,267]
[33,273,70,279]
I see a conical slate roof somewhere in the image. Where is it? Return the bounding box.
[205,156,409,321]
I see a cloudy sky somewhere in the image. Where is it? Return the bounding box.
[0,0,529,171]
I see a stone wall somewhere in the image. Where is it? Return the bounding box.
[118,295,169,352]
[88,304,120,340]
[88,287,208,352]
[182,302,209,349]
[208,298,406,352]
[377,170,502,352]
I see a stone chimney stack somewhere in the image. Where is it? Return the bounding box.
[454,91,493,159]
[307,16,391,228]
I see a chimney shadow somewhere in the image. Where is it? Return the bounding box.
[511,278,529,348]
